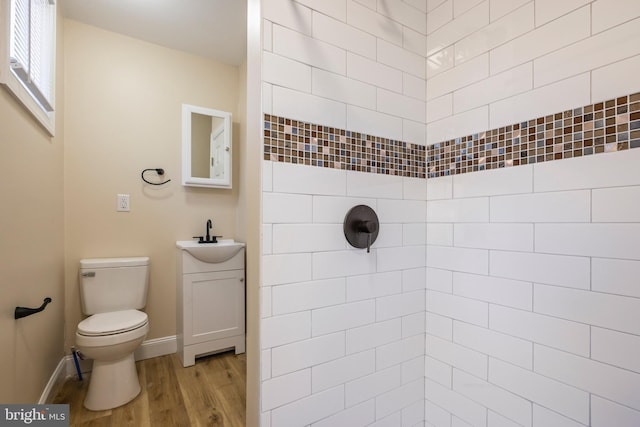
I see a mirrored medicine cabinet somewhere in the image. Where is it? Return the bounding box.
[181,104,232,189]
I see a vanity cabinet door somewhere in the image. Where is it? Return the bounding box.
[183,269,245,346]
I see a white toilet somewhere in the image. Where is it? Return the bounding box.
[76,257,150,411]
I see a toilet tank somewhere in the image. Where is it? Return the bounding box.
[79,257,150,315]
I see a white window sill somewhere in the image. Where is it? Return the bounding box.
[0,69,55,136]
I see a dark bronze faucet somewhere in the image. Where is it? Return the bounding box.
[193,219,220,243]
[206,219,213,242]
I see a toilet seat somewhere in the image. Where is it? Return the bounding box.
[78,310,148,337]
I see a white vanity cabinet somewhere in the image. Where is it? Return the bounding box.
[176,244,245,367]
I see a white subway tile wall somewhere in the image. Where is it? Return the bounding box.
[424,149,640,426]
[263,161,428,424]
[261,0,640,426]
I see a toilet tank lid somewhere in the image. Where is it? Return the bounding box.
[80,257,149,268]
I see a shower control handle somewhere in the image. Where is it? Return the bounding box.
[344,205,380,254]
[357,220,377,253]
[357,220,377,234]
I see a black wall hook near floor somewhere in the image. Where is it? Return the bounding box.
[15,297,52,319]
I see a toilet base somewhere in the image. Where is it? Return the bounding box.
[84,353,141,411]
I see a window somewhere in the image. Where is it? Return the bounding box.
[1,0,56,135]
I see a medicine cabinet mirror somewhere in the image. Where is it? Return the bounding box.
[181,104,232,189]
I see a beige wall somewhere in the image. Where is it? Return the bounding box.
[63,19,242,349]
[0,11,65,403]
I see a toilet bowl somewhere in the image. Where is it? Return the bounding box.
[76,309,149,411]
[76,257,150,411]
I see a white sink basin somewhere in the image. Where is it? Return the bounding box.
[176,240,245,263]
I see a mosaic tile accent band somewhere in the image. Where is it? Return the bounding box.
[428,91,640,178]
[263,116,427,179]
[263,91,640,179]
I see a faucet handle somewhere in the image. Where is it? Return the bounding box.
[193,235,223,243]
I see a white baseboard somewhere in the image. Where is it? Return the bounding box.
[134,335,177,361]
[39,357,67,404]
[44,335,178,403]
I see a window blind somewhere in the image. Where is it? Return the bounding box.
[9,0,55,112]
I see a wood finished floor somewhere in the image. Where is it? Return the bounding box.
[52,351,246,427]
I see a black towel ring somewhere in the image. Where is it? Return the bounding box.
[142,168,171,186]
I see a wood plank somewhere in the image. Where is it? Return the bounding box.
[74,417,113,427]
[52,351,246,427]
[145,355,192,427]
[202,353,246,427]
[53,374,111,425]
[170,353,228,427]
[213,382,246,427]
[224,354,247,402]
[110,361,151,427]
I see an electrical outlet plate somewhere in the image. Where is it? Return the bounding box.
[117,194,130,212]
